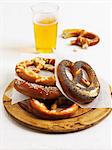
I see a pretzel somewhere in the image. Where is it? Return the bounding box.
[19,97,78,120]
[14,79,62,100]
[62,29,100,48]
[57,60,100,104]
[16,57,55,86]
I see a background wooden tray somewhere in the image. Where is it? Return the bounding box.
[3,81,111,133]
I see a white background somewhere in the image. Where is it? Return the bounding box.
[0,1,112,150]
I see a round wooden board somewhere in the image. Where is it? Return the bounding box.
[3,81,112,133]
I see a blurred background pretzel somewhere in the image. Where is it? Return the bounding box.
[62,29,100,48]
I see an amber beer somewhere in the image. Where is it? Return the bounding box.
[34,18,58,53]
[31,3,59,53]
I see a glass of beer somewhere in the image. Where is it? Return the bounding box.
[31,3,59,53]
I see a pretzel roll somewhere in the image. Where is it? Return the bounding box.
[16,57,55,86]
[19,97,78,120]
[57,60,100,104]
[14,79,62,100]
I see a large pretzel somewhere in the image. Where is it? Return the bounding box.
[16,57,55,86]
[62,29,100,48]
[19,97,78,120]
[14,79,62,100]
[57,60,100,104]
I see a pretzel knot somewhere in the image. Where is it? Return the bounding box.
[19,97,79,120]
[16,57,55,86]
[62,29,100,48]
[57,60,100,104]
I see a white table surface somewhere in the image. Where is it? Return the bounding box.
[0,1,112,150]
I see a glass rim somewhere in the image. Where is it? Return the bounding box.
[31,2,59,14]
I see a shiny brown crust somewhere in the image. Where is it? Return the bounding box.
[14,79,62,100]
[62,29,84,38]
[62,29,100,48]
[15,57,55,86]
[57,60,100,104]
[19,98,78,120]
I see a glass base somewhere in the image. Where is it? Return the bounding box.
[35,48,54,53]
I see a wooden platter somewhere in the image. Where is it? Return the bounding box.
[3,81,111,133]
